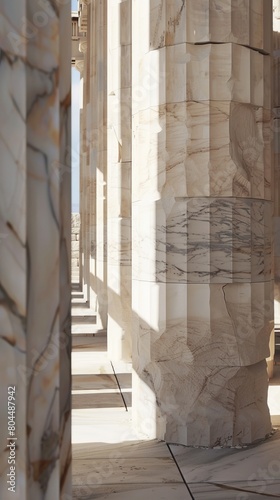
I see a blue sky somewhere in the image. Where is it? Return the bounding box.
[71,0,78,10]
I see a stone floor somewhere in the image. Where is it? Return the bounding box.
[71,289,280,500]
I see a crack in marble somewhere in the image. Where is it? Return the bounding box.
[27,143,59,230]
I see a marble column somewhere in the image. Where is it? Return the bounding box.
[75,59,85,289]
[87,0,98,313]
[107,0,132,361]
[0,0,71,497]
[80,32,90,303]
[59,1,72,496]
[95,0,108,331]
[273,0,280,371]
[132,0,273,447]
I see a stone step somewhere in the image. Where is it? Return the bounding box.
[72,296,88,307]
[72,316,96,325]
[72,325,96,334]
[71,290,83,296]
[72,293,84,300]
[72,307,96,316]
[71,324,106,335]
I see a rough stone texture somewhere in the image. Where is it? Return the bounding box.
[0,2,71,497]
[131,0,273,447]
[107,0,132,361]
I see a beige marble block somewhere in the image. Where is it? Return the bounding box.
[107,162,131,219]
[107,265,132,361]
[132,196,272,283]
[133,43,271,113]
[108,218,131,267]
[133,102,272,200]
[132,360,272,447]
[132,280,273,369]
[107,0,132,360]
[108,88,132,164]
[149,0,272,53]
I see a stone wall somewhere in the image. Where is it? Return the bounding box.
[72,213,80,281]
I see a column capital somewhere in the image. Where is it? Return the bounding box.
[79,40,87,53]
[75,59,84,74]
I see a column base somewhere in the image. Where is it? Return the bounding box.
[132,360,272,448]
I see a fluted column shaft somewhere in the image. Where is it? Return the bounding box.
[107,0,132,360]
[132,0,273,447]
[82,36,91,303]
[87,0,98,312]
[273,1,280,374]
[95,0,108,330]
[0,0,71,497]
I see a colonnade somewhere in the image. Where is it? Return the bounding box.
[0,2,278,498]
[78,0,276,447]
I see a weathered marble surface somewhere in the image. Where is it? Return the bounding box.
[133,198,272,283]
[132,0,273,447]
[148,0,272,52]
[107,0,132,361]
[133,43,271,113]
[0,0,71,498]
[133,281,273,368]
[274,2,280,368]
[0,4,27,497]
[94,0,108,330]
[59,1,72,497]
[170,430,280,482]
[133,102,271,202]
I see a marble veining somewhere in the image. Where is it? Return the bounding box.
[132,0,273,447]
[0,1,71,498]
[149,0,272,52]
[132,101,271,201]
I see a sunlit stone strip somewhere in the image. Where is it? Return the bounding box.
[94,0,108,330]
[87,0,98,312]
[81,38,90,303]
[76,60,86,292]
[132,0,273,447]
[107,0,132,361]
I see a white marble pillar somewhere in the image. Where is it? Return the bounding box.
[132,0,273,447]
[77,0,90,303]
[75,60,85,289]
[59,1,72,496]
[0,1,71,497]
[78,64,87,296]
[95,0,108,330]
[87,0,98,313]
[273,0,280,371]
[81,38,90,303]
[107,0,132,361]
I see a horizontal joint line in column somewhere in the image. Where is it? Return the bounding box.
[189,41,270,56]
